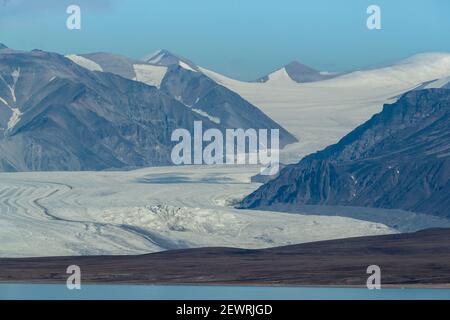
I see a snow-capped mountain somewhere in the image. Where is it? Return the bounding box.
[0,43,7,50]
[67,52,168,88]
[255,61,340,84]
[67,51,297,147]
[420,76,450,90]
[240,88,450,218]
[143,49,198,72]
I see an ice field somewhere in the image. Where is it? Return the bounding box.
[0,165,400,257]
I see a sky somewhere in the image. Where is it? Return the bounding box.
[1,0,450,80]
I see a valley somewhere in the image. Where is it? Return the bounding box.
[0,165,399,257]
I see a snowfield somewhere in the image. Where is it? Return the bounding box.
[0,165,400,258]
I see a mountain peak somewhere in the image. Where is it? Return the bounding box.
[285,60,318,72]
[0,43,8,50]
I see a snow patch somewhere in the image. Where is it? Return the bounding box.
[7,107,22,130]
[0,96,7,105]
[191,108,221,124]
[200,52,450,163]
[145,50,164,64]
[66,54,103,72]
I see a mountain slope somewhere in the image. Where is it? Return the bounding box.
[0,49,221,172]
[201,52,450,163]
[160,64,296,145]
[68,51,297,147]
[143,49,198,71]
[240,88,450,218]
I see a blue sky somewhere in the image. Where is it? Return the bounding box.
[1,0,450,80]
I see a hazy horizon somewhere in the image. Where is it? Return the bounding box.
[1,0,450,80]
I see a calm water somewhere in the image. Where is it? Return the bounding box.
[1,284,450,300]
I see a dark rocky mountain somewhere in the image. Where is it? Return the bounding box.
[240,89,450,218]
[0,49,223,171]
[0,48,296,171]
[256,61,340,83]
[3,228,450,286]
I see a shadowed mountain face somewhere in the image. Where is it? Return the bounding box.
[0,49,221,172]
[240,89,450,218]
[143,49,198,71]
[160,65,297,146]
[0,43,7,50]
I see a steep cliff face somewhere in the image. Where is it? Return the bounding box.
[240,89,450,218]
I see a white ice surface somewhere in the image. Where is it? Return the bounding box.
[0,165,399,258]
[144,50,164,64]
[179,60,197,72]
[191,108,221,124]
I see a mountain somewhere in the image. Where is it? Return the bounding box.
[160,64,297,144]
[3,228,450,286]
[255,61,340,83]
[420,76,450,90]
[67,51,297,147]
[0,43,7,50]
[143,49,198,71]
[67,52,169,88]
[201,52,450,163]
[0,48,226,172]
[240,88,450,218]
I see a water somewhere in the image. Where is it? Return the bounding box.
[0,284,449,300]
